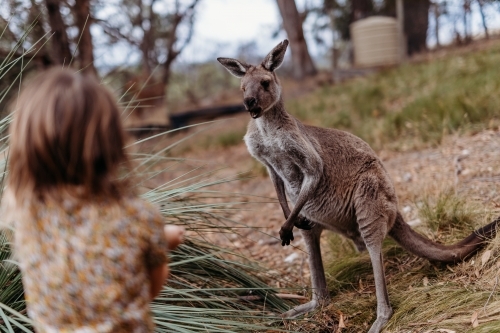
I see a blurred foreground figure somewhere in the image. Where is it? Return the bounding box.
[2,68,184,332]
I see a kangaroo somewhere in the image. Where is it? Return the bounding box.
[217,40,500,333]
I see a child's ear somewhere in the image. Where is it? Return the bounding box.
[262,39,289,72]
[217,58,251,78]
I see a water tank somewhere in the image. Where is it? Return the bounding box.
[350,16,401,67]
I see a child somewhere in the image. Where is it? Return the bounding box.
[2,68,184,332]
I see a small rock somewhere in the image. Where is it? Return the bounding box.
[408,218,422,226]
[403,172,412,182]
[284,252,300,263]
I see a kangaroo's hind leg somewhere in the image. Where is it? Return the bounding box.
[355,178,397,333]
[365,239,393,333]
[282,225,329,318]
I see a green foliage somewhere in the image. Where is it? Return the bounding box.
[287,43,500,151]
[216,131,243,148]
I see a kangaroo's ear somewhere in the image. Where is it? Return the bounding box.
[217,58,250,78]
[262,39,289,72]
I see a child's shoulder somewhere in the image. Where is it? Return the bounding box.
[120,197,165,241]
[121,196,162,220]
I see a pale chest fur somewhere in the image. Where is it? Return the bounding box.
[244,124,308,201]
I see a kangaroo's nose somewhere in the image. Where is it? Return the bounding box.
[244,97,257,110]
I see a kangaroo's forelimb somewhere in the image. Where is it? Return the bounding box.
[268,166,315,234]
[278,168,321,245]
[267,165,291,218]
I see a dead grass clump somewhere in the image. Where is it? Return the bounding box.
[418,190,483,234]
[321,189,500,332]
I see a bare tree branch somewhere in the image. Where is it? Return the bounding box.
[161,0,199,85]
[73,0,97,75]
[44,0,72,65]
[276,0,317,79]
[94,19,139,46]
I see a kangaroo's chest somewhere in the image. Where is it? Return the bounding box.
[244,129,304,197]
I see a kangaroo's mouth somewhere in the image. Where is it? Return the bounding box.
[248,107,262,119]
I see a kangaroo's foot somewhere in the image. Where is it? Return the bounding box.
[367,307,393,333]
[281,300,321,318]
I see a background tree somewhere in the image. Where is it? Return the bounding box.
[276,0,317,79]
[73,0,96,75]
[463,0,472,42]
[350,0,374,22]
[0,0,201,121]
[476,0,500,39]
[44,0,72,66]
[405,0,431,54]
[378,0,431,55]
[1,0,97,74]
[97,0,199,84]
[478,0,490,38]
[95,0,200,118]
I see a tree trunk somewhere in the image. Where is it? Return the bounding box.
[350,0,374,22]
[44,0,72,65]
[29,0,52,68]
[139,0,155,76]
[433,3,440,47]
[73,0,97,75]
[276,0,317,79]
[404,0,430,55]
[462,0,472,42]
[478,0,489,39]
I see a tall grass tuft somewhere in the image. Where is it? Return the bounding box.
[418,189,482,234]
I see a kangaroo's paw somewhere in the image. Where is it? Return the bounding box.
[367,308,393,333]
[294,216,315,230]
[281,300,320,318]
[279,226,294,246]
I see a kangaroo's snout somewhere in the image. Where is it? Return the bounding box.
[244,97,257,110]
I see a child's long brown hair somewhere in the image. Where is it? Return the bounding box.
[7,68,130,204]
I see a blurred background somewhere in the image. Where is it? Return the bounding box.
[2,1,500,332]
[1,0,500,130]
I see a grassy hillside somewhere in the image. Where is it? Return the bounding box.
[286,41,500,151]
[181,40,500,154]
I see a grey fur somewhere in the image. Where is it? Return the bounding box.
[218,40,499,333]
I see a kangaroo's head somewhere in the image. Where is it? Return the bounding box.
[217,40,289,119]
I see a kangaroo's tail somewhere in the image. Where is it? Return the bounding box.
[388,212,500,263]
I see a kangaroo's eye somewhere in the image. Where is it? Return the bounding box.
[241,87,245,92]
[261,80,270,89]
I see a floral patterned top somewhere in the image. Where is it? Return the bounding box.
[13,196,168,333]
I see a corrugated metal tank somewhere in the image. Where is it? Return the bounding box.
[350,16,401,67]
